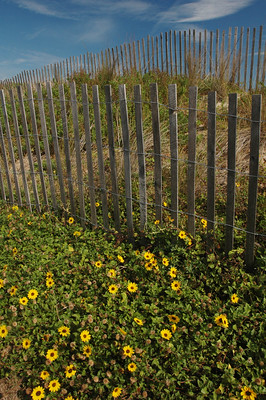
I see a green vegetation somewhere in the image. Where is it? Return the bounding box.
[0,202,265,399]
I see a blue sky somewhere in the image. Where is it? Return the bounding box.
[0,0,265,80]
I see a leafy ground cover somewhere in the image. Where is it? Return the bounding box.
[0,202,265,400]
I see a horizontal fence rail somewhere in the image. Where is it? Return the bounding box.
[0,26,265,91]
[0,82,264,267]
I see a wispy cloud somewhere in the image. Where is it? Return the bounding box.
[10,0,76,19]
[158,0,255,23]
[78,18,114,44]
[70,0,153,16]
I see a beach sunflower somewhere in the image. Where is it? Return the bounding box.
[240,386,257,399]
[58,326,70,337]
[0,325,8,338]
[143,251,152,260]
[65,364,76,378]
[80,330,91,342]
[145,262,153,271]
[171,280,181,291]
[167,314,180,323]
[117,255,124,263]
[128,362,137,372]
[112,387,122,398]
[161,329,172,340]
[0,279,4,288]
[123,345,134,358]
[46,348,58,362]
[201,218,207,228]
[68,217,74,224]
[19,297,28,305]
[231,293,239,303]
[215,314,229,328]
[108,284,118,294]
[28,289,38,299]
[134,318,143,326]
[46,278,54,288]
[65,396,75,400]
[162,257,169,266]
[107,269,116,278]
[73,231,81,236]
[10,285,17,296]
[40,370,49,380]
[83,345,92,357]
[48,379,60,392]
[22,338,31,349]
[178,230,186,239]
[31,386,45,400]
[95,261,102,268]
[127,282,138,292]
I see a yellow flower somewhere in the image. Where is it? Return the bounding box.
[135,250,140,256]
[162,257,169,266]
[231,293,239,303]
[83,345,92,357]
[163,201,168,207]
[134,318,143,325]
[171,280,181,291]
[40,370,49,380]
[240,386,257,399]
[68,217,74,224]
[128,362,137,372]
[49,379,60,392]
[12,205,18,211]
[119,327,127,335]
[167,315,180,323]
[0,279,4,289]
[187,238,192,246]
[145,262,153,271]
[172,324,177,333]
[10,285,17,296]
[22,338,31,349]
[46,349,58,362]
[236,182,240,188]
[73,231,81,237]
[154,219,160,225]
[65,364,76,378]
[58,326,70,337]
[95,202,100,207]
[80,330,91,342]
[127,282,138,293]
[201,218,207,228]
[65,396,75,400]
[46,278,54,288]
[215,314,229,328]
[112,387,122,398]
[117,255,124,263]
[161,329,172,340]
[143,251,152,260]
[31,386,45,400]
[123,345,134,358]
[169,267,177,278]
[178,231,186,239]
[12,247,18,256]
[107,269,116,278]
[28,289,38,299]
[108,284,118,294]
[46,271,53,279]
[0,325,8,338]
[95,261,102,268]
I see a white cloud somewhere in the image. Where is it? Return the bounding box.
[10,0,76,19]
[158,0,255,23]
[78,18,114,43]
[70,0,153,16]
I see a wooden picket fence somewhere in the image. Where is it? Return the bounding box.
[0,82,263,267]
[0,26,265,91]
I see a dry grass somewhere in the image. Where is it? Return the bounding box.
[0,376,22,400]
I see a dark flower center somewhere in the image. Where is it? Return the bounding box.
[36,391,41,396]
[246,391,251,396]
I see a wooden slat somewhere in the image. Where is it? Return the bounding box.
[168,84,178,227]
[36,83,57,211]
[187,86,198,235]
[0,112,13,203]
[142,38,146,73]
[179,31,182,75]
[151,36,155,71]
[128,43,133,71]
[150,83,162,222]
[116,46,121,75]
[132,41,137,71]
[9,88,31,209]
[147,35,150,72]
[81,84,97,227]
[255,25,263,90]
[249,28,256,90]
[160,32,164,71]
[231,27,238,82]
[0,90,21,205]
[184,31,187,75]
[198,31,202,78]
[169,30,173,76]
[119,84,133,237]
[245,94,261,266]
[137,40,141,72]
[209,31,213,75]
[27,84,49,207]
[46,82,66,209]
[174,30,177,76]
[120,45,125,73]
[134,84,147,231]
[124,43,129,72]
[262,40,266,84]
[156,36,159,70]
[92,85,109,230]
[207,91,216,241]
[0,157,6,201]
[225,93,237,253]
[244,28,250,90]
[165,31,169,74]
[105,85,121,232]
[59,84,76,216]
[220,31,225,78]
[215,29,219,78]
[70,81,86,228]
[237,27,244,86]
[17,85,40,211]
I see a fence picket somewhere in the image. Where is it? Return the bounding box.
[255,25,263,90]
[105,85,121,232]
[225,93,237,253]
[119,84,134,237]
[168,84,178,227]
[245,95,261,266]
[187,86,198,235]
[249,28,256,90]
[207,91,216,242]
[0,107,14,203]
